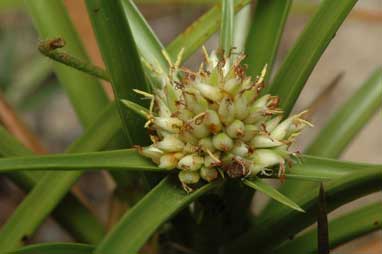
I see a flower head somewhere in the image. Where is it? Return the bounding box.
[133,48,312,191]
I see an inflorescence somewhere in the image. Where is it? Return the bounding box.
[131,48,312,192]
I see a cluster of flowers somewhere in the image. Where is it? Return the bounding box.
[135,48,311,191]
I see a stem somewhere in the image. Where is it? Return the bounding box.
[38,38,110,81]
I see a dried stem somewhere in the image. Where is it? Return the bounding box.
[38,38,111,81]
[0,92,47,154]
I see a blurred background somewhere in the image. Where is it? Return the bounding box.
[0,0,381,252]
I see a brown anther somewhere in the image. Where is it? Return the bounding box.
[278,162,286,183]
[208,124,220,134]
[260,123,269,133]
[268,96,280,109]
[174,81,184,90]
[222,158,249,178]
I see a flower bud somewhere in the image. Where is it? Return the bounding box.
[232,141,249,157]
[156,135,184,152]
[189,121,210,139]
[265,115,283,132]
[164,84,180,112]
[178,171,200,184]
[200,167,218,182]
[233,95,249,120]
[226,119,245,138]
[138,145,163,164]
[154,117,183,133]
[183,143,199,154]
[179,130,198,145]
[212,133,234,152]
[204,110,222,133]
[240,124,259,142]
[251,149,283,168]
[194,82,223,102]
[218,96,235,125]
[204,152,221,168]
[178,154,204,171]
[199,137,215,153]
[224,78,241,95]
[184,89,208,114]
[250,135,283,148]
[176,109,194,121]
[159,153,179,169]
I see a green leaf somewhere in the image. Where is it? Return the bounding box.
[121,99,150,120]
[8,243,94,254]
[0,125,105,244]
[25,0,109,127]
[264,69,382,222]
[267,0,358,115]
[225,169,382,253]
[275,202,382,254]
[244,0,292,81]
[220,0,234,54]
[5,56,52,105]
[0,149,161,173]
[166,0,251,61]
[0,104,120,251]
[243,178,304,212]
[95,177,220,254]
[232,4,251,52]
[121,0,168,73]
[85,0,149,146]
[306,68,382,158]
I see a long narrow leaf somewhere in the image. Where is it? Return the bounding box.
[306,68,382,157]
[9,243,94,254]
[267,0,358,115]
[0,149,159,173]
[220,0,234,53]
[166,0,251,61]
[0,126,106,244]
[275,202,382,254]
[25,0,109,127]
[245,0,292,81]
[121,0,168,73]
[225,170,382,253]
[243,178,304,212]
[264,69,382,219]
[85,0,149,146]
[232,5,251,51]
[0,104,120,251]
[95,177,220,254]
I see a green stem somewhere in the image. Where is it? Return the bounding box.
[38,38,110,81]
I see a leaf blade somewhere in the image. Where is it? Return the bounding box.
[0,149,160,173]
[245,0,292,81]
[166,0,251,61]
[95,177,220,254]
[220,0,234,53]
[243,178,304,212]
[275,202,382,254]
[0,104,120,251]
[267,0,358,115]
[85,0,149,146]
[9,243,94,254]
[25,0,109,127]
[306,68,382,157]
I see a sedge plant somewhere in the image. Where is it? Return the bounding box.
[0,0,381,254]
